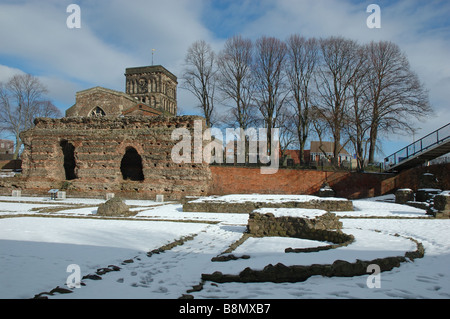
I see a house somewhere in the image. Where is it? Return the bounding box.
[281,141,353,167]
[0,139,14,160]
[309,141,352,164]
[0,139,14,155]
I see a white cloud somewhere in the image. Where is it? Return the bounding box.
[0,2,137,89]
[0,0,447,147]
[0,65,25,82]
[0,0,216,113]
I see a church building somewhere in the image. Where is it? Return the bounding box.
[65,65,177,118]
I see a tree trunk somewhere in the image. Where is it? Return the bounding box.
[13,136,22,160]
[368,124,378,164]
[332,130,341,167]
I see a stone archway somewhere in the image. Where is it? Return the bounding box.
[60,140,77,180]
[120,147,144,181]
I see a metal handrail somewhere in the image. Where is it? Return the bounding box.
[384,122,450,170]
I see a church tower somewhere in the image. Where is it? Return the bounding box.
[125,65,177,115]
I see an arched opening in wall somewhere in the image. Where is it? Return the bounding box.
[60,140,77,180]
[120,147,144,181]
[90,106,106,117]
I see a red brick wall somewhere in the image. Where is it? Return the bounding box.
[393,163,450,191]
[208,166,395,199]
[209,166,334,195]
[209,164,449,199]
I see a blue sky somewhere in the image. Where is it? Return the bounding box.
[0,0,449,160]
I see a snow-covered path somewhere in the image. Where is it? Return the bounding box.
[51,224,246,299]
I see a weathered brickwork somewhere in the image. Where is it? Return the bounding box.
[19,116,211,199]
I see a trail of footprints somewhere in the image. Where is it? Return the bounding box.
[34,224,245,298]
[114,225,244,297]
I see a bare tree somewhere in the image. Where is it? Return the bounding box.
[253,36,288,154]
[344,45,372,171]
[310,106,333,163]
[217,35,258,163]
[276,106,298,164]
[365,41,432,163]
[217,35,256,130]
[314,36,360,166]
[286,35,319,164]
[182,40,217,127]
[0,74,61,159]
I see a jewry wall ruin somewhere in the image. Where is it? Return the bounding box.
[17,115,211,199]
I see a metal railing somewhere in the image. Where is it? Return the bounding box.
[384,123,450,170]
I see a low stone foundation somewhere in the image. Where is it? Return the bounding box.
[183,195,354,214]
[434,193,450,218]
[201,237,424,284]
[199,202,425,285]
[247,211,352,244]
[202,249,424,283]
[394,187,450,218]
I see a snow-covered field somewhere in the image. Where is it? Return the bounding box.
[0,194,449,299]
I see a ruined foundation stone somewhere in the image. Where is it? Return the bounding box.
[415,188,442,202]
[418,172,439,190]
[433,193,450,218]
[18,115,211,200]
[246,211,349,243]
[395,189,414,204]
[318,183,336,198]
[96,197,134,217]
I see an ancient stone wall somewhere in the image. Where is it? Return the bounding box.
[183,197,354,213]
[246,212,348,242]
[18,115,211,199]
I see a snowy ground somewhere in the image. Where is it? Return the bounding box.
[0,194,449,299]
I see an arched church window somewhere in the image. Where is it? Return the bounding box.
[90,107,106,117]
